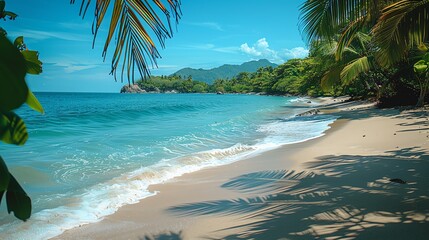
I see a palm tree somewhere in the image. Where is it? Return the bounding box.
[372,0,429,67]
[70,0,182,83]
[300,0,429,105]
[318,31,385,99]
[299,0,388,48]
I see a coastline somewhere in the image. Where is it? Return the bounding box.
[55,99,429,239]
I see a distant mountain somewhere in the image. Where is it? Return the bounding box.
[171,59,278,84]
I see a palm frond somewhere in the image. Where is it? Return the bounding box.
[335,16,368,60]
[168,196,273,217]
[373,0,429,67]
[310,39,338,59]
[70,0,181,83]
[340,56,371,85]
[321,65,343,91]
[221,170,316,194]
[299,0,374,43]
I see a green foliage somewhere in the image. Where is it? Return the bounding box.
[172,59,278,84]
[299,0,429,105]
[0,157,9,191]
[0,1,44,221]
[414,53,429,75]
[5,174,31,221]
[137,75,210,93]
[22,50,43,75]
[0,111,28,145]
[26,90,45,114]
[13,36,25,49]
[137,58,329,97]
[70,0,181,83]
[0,0,17,20]
[0,35,28,112]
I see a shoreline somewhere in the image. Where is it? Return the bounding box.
[56,100,429,239]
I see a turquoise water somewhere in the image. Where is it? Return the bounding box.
[0,93,336,239]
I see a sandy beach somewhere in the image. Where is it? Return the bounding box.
[55,100,429,239]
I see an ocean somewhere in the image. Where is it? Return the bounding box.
[0,93,336,239]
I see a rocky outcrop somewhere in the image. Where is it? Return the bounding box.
[120,84,146,93]
[296,109,320,117]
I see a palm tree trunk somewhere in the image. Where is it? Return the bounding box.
[416,75,429,107]
[371,78,381,100]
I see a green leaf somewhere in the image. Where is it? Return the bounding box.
[0,0,5,13]
[14,36,24,49]
[0,156,10,192]
[0,190,4,205]
[321,66,342,91]
[418,43,429,52]
[0,35,28,112]
[0,111,28,145]
[21,50,42,75]
[423,53,429,63]
[340,56,371,85]
[414,60,428,75]
[3,11,17,20]
[0,27,6,36]
[6,174,31,221]
[26,90,44,114]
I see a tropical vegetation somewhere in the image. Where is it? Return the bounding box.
[0,0,44,221]
[299,0,429,106]
[132,0,429,107]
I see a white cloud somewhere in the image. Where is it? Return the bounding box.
[240,38,281,63]
[54,62,99,73]
[283,47,310,59]
[240,38,309,63]
[256,38,269,49]
[213,46,239,53]
[240,43,261,56]
[44,58,101,73]
[8,29,90,42]
[187,22,224,31]
[183,44,239,54]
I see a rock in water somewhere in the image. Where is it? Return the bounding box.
[120,84,146,93]
[389,178,407,184]
[296,109,320,117]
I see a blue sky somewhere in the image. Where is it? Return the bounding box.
[2,0,307,92]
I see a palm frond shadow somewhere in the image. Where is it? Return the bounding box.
[332,108,400,120]
[139,231,183,240]
[168,147,429,239]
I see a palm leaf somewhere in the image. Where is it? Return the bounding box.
[321,65,343,91]
[26,90,44,114]
[0,35,28,112]
[70,0,181,83]
[373,0,429,67]
[21,50,42,75]
[0,156,10,192]
[0,111,28,145]
[340,56,371,85]
[169,196,274,217]
[6,174,31,221]
[222,170,316,194]
[299,0,374,43]
[317,39,338,56]
[335,16,368,60]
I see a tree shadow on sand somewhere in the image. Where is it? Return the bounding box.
[168,147,429,239]
[139,231,183,240]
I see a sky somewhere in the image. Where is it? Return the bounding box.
[2,0,307,92]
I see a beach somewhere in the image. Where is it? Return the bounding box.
[55,100,429,239]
